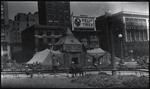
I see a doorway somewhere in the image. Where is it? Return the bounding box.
[72,57,78,64]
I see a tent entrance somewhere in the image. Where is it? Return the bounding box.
[72,57,78,64]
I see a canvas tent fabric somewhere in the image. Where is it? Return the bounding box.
[87,48,120,65]
[87,48,105,56]
[26,49,63,65]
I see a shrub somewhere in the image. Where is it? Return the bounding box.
[71,73,149,88]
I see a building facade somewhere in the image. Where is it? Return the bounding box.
[71,15,101,49]
[7,12,39,61]
[1,1,11,59]
[21,25,64,62]
[96,11,149,61]
[38,1,71,29]
[13,12,39,43]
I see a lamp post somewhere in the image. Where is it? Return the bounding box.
[105,10,117,78]
[118,34,123,61]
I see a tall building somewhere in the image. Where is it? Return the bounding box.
[8,12,39,62]
[38,1,71,29]
[10,12,39,43]
[1,1,11,59]
[96,11,149,61]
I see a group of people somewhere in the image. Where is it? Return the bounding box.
[68,61,84,78]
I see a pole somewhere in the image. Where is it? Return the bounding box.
[107,21,117,78]
[110,27,117,78]
[106,11,117,78]
[120,39,123,60]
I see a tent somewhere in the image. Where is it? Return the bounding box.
[87,48,105,57]
[26,49,63,65]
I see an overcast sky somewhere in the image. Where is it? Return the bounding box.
[7,1,149,20]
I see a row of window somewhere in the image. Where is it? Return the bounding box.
[126,30,148,42]
[47,2,69,9]
[37,38,59,44]
[38,31,51,36]
[37,31,62,36]
[81,38,99,48]
[125,18,147,30]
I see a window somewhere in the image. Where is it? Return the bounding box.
[126,31,130,42]
[139,31,143,41]
[27,23,29,27]
[47,31,51,36]
[55,38,59,43]
[135,31,139,42]
[1,29,5,33]
[3,45,7,51]
[81,38,87,46]
[1,36,5,41]
[143,31,148,41]
[131,31,135,42]
[90,41,99,48]
[47,38,51,43]
[38,31,43,36]
[39,38,43,43]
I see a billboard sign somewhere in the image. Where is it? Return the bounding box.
[72,16,95,30]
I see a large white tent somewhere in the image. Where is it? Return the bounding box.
[26,49,63,65]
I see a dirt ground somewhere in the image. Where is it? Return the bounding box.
[1,73,93,88]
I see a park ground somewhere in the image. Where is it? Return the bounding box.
[1,71,149,88]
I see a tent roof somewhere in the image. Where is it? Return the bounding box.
[87,48,105,54]
[55,27,81,45]
[27,49,50,64]
[27,49,62,64]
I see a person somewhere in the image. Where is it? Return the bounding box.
[57,60,60,68]
[118,59,126,69]
[52,55,58,77]
[92,56,96,64]
[69,61,76,78]
[87,58,91,68]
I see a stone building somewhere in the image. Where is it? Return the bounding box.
[96,11,149,61]
[1,1,11,59]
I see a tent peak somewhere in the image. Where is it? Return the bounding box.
[66,27,73,36]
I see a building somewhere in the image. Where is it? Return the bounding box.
[96,11,149,61]
[7,12,39,62]
[38,1,71,29]
[1,1,11,59]
[21,25,64,62]
[71,15,101,49]
[55,28,87,68]
[13,12,39,43]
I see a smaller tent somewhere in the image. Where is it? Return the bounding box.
[26,49,63,66]
[87,48,120,66]
[87,48,105,57]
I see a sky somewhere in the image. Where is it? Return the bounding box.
[7,1,149,20]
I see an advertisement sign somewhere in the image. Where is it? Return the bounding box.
[72,16,95,30]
